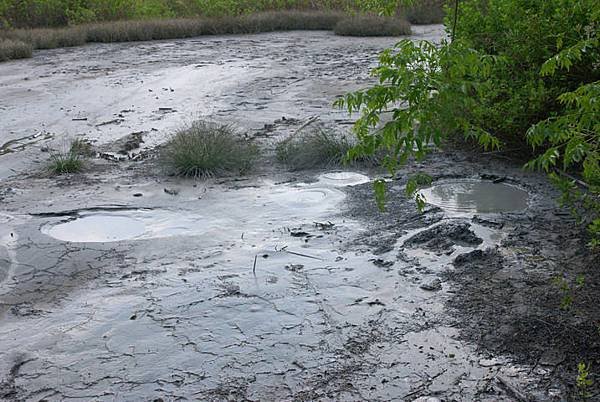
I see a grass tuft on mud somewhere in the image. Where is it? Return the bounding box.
[0,38,32,61]
[277,127,377,171]
[334,15,411,37]
[47,138,94,175]
[48,151,84,175]
[162,121,258,178]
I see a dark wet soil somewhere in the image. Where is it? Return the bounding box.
[346,149,600,401]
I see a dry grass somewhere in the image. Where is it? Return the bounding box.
[334,15,411,37]
[0,38,32,61]
[0,10,417,61]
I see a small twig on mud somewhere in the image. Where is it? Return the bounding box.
[284,249,323,261]
[495,375,531,402]
[481,148,521,155]
[555,169,589,189]
[252,255,258,276]
[281,116,320,145]
[402,385,426,400]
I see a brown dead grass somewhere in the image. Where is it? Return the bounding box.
[0,38,32,61]
[0,10,419,61]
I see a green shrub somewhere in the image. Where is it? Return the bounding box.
[334,15,411,37]
[162,121,258,178]
[0,0,376,28]
[336,0,600,242]
[0,38,31,61]
[276,127,378,171]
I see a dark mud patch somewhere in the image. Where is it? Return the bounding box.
[403,221,483,254]
[345,150,600,400]
[443,216,600,400]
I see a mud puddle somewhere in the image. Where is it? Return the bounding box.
[40,174,358,243]
[419,180,529,214]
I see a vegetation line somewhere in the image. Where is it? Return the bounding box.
[0,11,411,62]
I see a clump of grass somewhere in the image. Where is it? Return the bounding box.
[48,151,84,174]
[236,10,344,33]
[0,38,32,61]
[276,127,378,171]
[47,138,93,174]
[334,15,411,37]
[162,121,258,178]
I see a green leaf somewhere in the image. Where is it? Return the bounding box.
[373,179,387,212]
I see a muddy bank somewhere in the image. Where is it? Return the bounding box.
[2,148,598,401]
[0,25,598,401]
[0,25,441,180]
[346,150,600,401]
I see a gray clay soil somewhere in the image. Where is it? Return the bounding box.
[1,26,598,401]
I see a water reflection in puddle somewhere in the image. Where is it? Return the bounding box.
[40,174,357,243]
[44,214,146,242]
[41,209,212,243]
[419,180,529,214]
[317,172,370,187]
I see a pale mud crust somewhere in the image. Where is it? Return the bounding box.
[0,27,598,402]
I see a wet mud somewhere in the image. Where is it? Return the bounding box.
[1,26,599,401]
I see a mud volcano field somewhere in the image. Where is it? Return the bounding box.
[1,25,598,401]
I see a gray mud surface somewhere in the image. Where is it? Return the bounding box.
[1,26,599,401]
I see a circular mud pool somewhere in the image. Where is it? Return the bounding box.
[419,180,529,214]
[42,214,146,243]
[317,172,370,187]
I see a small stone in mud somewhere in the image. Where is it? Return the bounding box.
[285,264,304,272]
[266,275,278,284]
[479,357,502,367]
[133,193,143,197]
[539,350,565,366]
[290,231,310,237]
[420,279,442,291]
[314,221,335,230]
[367,299,385,306]
[453,249,486,266]
[472,215,504,229]
[164,188,179,196]
[404,222,483,253]
[370,258,394,268]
